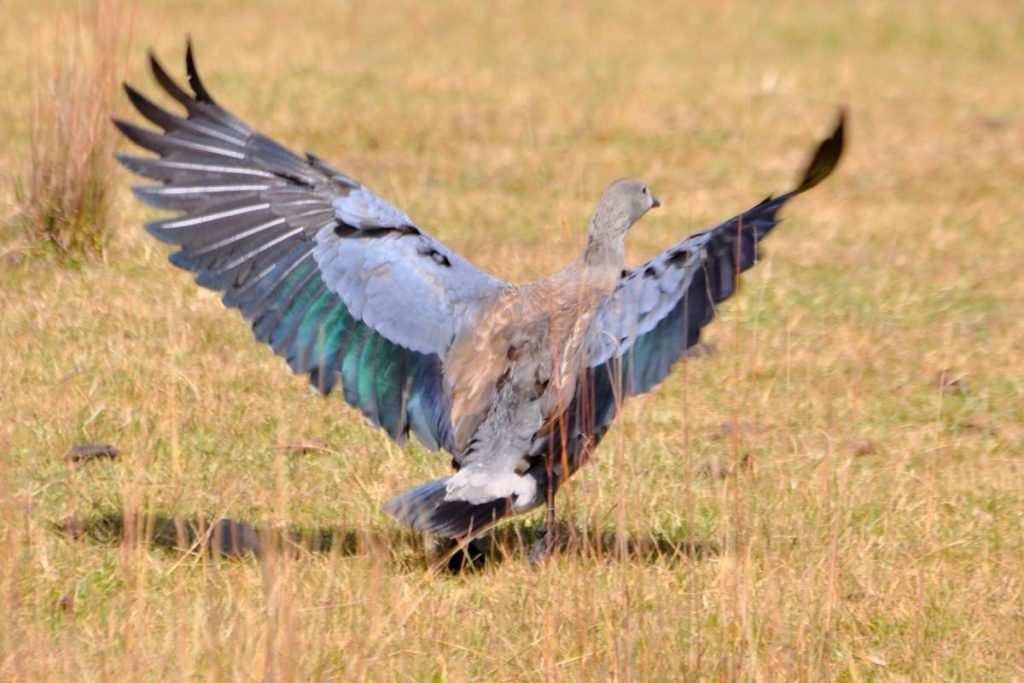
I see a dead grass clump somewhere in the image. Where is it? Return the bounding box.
[12,2,129,259]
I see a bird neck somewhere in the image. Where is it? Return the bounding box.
[582,228,626,271]
[579,228,626,295]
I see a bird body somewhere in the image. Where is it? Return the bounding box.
[406,181,659,532]
[115,44,845,542]
[447,179,653,456]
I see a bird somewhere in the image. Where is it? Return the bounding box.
[114,43,844,556]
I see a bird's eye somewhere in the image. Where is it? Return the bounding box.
[642,187,647,194]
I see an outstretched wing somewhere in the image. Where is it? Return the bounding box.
[562,113,846,450]
[115,43,506,451]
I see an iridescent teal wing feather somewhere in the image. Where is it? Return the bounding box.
[114,43,503,451]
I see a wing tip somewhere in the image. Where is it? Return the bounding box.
[793,107,846,195]
[184,36,215,104]
[147,45,195,110]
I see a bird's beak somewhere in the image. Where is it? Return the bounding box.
[651,196,661,209]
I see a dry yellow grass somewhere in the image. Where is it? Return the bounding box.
[2,0,1023,680]
[7,0,129,258]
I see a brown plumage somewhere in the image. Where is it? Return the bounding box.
[447,180,657,454]
[438,181,659,509]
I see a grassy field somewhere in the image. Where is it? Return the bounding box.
[2,0,1023,680]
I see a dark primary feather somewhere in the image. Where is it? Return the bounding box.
[114,42,456,451]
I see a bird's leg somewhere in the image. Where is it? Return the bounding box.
[528,470,559,564]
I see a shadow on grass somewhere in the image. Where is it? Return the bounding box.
[450,524,719,573]
[61,511,358,559]
[59,511,718,574]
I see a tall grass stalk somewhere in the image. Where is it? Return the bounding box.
[14,1,129,259]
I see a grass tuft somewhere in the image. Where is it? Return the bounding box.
[11,1,129,260]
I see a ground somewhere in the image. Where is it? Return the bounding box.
[1,0,1023,680]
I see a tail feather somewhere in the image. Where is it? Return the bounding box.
[384,477,513,538]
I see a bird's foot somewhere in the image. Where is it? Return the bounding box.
[444,537,487,573]
[528,525,560,565]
